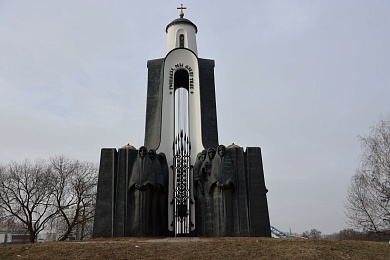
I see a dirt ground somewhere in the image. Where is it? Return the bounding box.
[1,237,390,260]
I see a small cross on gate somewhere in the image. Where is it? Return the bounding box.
[177,4,186,18]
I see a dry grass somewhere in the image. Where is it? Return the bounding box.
[1,237,390,260]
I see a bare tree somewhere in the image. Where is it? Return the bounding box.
[302,229,322,239]
[336,229,364,240]
[50,156,98,240]
[345,116,390,232]
[0,160,58,243]
[345,173,384,231]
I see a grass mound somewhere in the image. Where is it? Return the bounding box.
[1,237,389,259]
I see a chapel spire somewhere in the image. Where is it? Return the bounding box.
[166,4,198,55]
[177,4,186,18]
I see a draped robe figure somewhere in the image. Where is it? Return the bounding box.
[210,145,236,236]
[148,149,164,236]
[159,153,169,236]
[128,146,156,236]
[199,148,216,236]
[193,150,206,235]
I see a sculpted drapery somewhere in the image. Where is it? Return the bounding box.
[193,146,237,236]
[128,147,167,236]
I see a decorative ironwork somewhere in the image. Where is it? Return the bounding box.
[173,129,191,235]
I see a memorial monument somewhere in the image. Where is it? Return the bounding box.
[93,5,271,237]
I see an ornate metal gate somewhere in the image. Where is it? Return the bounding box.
[173,130,191,236]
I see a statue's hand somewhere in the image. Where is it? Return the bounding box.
[217,182,231,189]
[136,182,150,190]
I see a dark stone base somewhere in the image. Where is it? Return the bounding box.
[93,148,169,238]
[93,146,271,238]
[92,148,117,238]
[193,146,271,237]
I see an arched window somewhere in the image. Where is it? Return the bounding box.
[173,69,190,235]
[174,69,189,135]
[179,34,185,48]
[174,69,189,91]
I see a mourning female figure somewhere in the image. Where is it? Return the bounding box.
[128,146,156,236]
[193,150,206,235]
[147,149,164,236]
[199,148,216,236]
[193,150,206,194]
[209,145,236,236]
[158,153,169,235]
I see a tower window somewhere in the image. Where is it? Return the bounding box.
[174,69,189,90]
[179,34,184,48]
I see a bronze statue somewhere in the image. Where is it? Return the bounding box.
[210,145,236,236]
[210,145,235,191]
[193,150,206,235]
[128,146,155,236]
[158,153,169,235]
[197,148,216,235]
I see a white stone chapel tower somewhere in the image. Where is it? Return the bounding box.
[93,5,271,239]
[144,5,219,235]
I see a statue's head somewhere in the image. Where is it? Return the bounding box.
[148,149,156,160]
[207,148,216,160]
[139,146,147,158]
[200,150,206,160]
[217,145,226,157]
[158,153,166,164]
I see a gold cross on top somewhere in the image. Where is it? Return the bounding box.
[177,4,186,18]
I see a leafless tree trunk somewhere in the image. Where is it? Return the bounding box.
[0,160,58,243]
[345,116,390,232]
[50,156,98,241]
[0,157,97,242]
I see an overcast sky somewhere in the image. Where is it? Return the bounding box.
[1,1,389,235]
